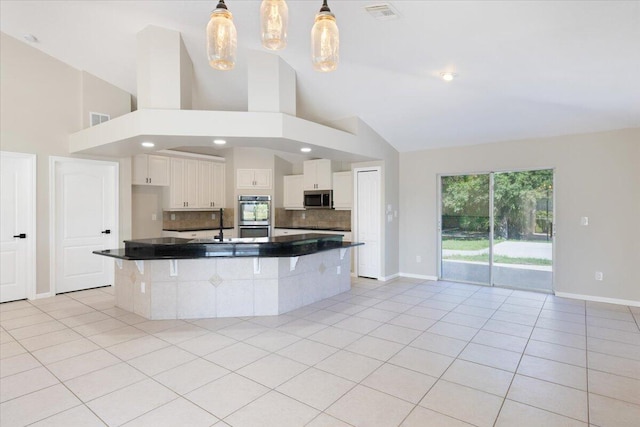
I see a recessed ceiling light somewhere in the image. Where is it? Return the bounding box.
[300,147,312,153]
[213,139,227,145]
[141,142,155,148]
[440,72,457,82]
[23,34,38,43]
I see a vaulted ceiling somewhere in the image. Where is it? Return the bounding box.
[1,1,639,152]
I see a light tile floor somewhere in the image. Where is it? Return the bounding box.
[1,278,639,427]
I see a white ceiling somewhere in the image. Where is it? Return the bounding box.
[1,1,639,153]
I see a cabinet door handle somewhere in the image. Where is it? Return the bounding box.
[149,178,151,184]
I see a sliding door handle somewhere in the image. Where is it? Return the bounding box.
[101,229,111,234]
[13,233,26,239]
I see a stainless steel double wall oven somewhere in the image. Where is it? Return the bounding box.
[237,195,271,238]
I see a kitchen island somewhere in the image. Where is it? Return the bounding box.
[94,234,360,320]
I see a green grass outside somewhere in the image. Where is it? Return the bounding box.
[442,238,502,250]
[444,254,552,266]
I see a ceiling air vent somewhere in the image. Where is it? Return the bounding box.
[90,112,110,127]
[364,3,400,21]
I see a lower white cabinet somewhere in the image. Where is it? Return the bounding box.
[162,230,216,239]
[273,228,352,241]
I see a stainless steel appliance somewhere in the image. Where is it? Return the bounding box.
[238,195,271,238]
[303,190,333,209]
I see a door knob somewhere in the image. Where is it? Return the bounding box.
[101,229,111,234]
[13,233,26,239]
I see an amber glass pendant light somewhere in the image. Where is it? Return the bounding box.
[260,0,288,50]
[206,0,237,71]
[311,0,339,72]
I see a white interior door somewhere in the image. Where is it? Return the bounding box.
[356,169,381,279]
[0,152,36,302]
[53,158,118,294]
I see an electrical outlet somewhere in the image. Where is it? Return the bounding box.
[595,272,603,281]
[211,213,216,220]
[416,255,422,263]
[301,212,306,219]
[337,266,341,275]
[140,282,146,293]
[581,217,589,226]
[151,213,157,221]
[171,213,176,220]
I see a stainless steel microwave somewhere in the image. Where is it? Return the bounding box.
[303,190,333,209]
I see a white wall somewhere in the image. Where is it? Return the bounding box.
[131,186,164,239]
[0,32,132,296]
[348,120,400,280]
[81,71,131,128]
[399,128,640,303]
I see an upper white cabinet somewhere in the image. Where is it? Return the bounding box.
[164,158,225,210]
[332,171,353,210]
[132,154,170,186]
[237,169,272,189]
[283,175,304,209]
[303,159,333,190]
[164,158,198,209]
[198,161,225,208]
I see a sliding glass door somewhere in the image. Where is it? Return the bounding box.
[440,170,554,292]
[440,174,491,285]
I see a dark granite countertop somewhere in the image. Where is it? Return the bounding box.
[94,233,362,260]
[274,226,351,232]
[162,227,234,232]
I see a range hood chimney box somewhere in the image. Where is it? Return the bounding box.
[137,25,193,110]
[247,51,296,116]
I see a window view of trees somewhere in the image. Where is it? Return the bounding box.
[442,170,553,240]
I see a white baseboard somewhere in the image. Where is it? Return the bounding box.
[380,273,400,282]
[399,273,439,281]
[555,292,640,308]
[34,292,53,300]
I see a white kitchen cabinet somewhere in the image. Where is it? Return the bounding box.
[132,154,170,186]
[198,161,225,208]
[332,171,353,210]
[162,230,216,239]
[283,175,304,209]
[237,169,272,189]
[272,228,307,237]
[303,159,334,190]
[273,228,352,241]
[164,158,198,209]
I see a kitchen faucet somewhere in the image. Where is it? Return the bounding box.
[215,208,224,241]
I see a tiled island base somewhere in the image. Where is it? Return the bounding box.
[114,248,351,319]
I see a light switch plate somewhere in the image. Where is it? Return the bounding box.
[581,217,589,226]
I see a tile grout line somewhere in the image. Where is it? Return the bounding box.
[491,292,548,427]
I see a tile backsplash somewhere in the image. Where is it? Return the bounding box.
[275,208,351,230]
[163,209,234,230]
